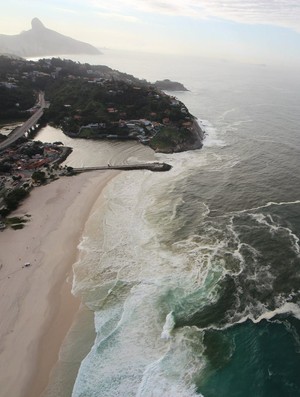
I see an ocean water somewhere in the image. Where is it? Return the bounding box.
[37,51,300,397]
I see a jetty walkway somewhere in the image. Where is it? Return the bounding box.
[72,162,172,173]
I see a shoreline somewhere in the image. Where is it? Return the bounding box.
[0,170,118,397]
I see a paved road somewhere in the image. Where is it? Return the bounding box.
[0,92,48,151]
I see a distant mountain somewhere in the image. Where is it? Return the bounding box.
[0,18,101,57]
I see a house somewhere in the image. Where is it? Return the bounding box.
[140,119,152,127]
[107,107,118,113]
[182,121,192,128]
[170,99,180,106]
[0,82,18,89]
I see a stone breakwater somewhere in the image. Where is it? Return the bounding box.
[71,162,172,173]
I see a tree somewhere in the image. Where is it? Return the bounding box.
[4,188,29,211]
[32,170,46,184]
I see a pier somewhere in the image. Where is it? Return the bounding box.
[71,162,172,173]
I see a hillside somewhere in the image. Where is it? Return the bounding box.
[0,56,203,153]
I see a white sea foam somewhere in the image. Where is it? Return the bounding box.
[137,328,206,397]
[218,108,237,120]
[235,302,300,325]
[234,199,300,214]
[223,118,253,134]
[72,153,213,396]
[73,282,170,396]
[161,312,175,340]
[255,303,300,322]
[199,298,300,334]
[197,118,227,148]
[250,213,300,255]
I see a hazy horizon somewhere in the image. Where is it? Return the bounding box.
[2,1,300,68]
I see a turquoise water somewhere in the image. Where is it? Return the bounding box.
[37,51,300,396]
[200,319,300,397]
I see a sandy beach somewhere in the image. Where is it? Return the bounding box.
[0,170,117,397]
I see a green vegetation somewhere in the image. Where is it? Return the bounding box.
[5,216,29,230]
[150,126,196,152]
[0,55,201,155]
[0,56,36,119]
[3,187,29,212]
[66,166,75,176]
[31,170,46,184]
[0,161,12,172]
[0,84,35,120]
[19,141,44,157]
[77,127,94,138]
[44,78,185,134]
[0,55,194,140]
[11,224,25,230]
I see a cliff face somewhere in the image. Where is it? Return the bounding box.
[0,18,101,57]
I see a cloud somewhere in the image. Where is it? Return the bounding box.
[86,0,300,32]
[52,6,81,15]
[197,0,300,31]
[96,11,139,23]
[85,0,205,17]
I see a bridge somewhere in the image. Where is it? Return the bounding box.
[0,92,48,151]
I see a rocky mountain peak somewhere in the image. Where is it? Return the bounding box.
[31,18,45,30]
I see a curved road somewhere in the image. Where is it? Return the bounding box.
[0,92,48,151]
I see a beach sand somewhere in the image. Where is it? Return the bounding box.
[0,170,117,397]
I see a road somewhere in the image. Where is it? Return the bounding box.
[0,92,48,151]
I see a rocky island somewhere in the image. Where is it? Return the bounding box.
[154,79,188,92]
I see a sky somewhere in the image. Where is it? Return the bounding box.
[2,0,300,65]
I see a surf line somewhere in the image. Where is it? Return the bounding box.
[223,199,300,216]
[209,199,300,219]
